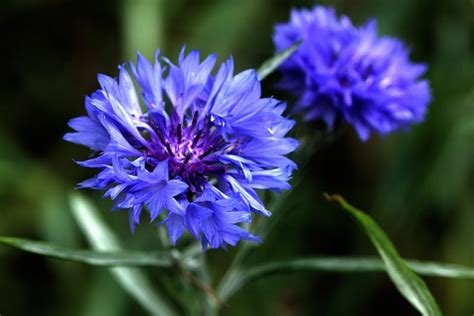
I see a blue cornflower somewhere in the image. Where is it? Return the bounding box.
[64,48,298,249]
[273,6,431,140]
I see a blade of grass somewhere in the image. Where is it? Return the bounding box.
[219,256,474,301]
[69,193,177,316]
[325,194,442,316]
[2,235,472,308]
[0,236,179,267]
[121,0,163,59]
[257,40,301,80]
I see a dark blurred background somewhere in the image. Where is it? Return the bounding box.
[1,0,473,315]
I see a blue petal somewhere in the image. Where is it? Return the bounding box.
[130,50,164,110]
[165,213,185,245]
[64,116,109,151]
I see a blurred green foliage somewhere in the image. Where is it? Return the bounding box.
[0,0,473,315]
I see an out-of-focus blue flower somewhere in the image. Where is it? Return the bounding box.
[64,48,298,249]
[273,6,431,140]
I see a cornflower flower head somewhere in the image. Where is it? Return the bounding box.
[64,47,298,249]
[273,6,431,140]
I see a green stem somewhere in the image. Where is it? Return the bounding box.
[197,253,217,316]
[121,0,163,59]
[215,245,248,303]
[216,131,325,303]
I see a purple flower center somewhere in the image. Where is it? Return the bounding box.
[145,110,231,197]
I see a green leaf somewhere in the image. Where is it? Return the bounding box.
[0,237,474,279]
[218,255,474,302]
[0,236,177,267]
[325,194,442,316]
[2,236,473,310]
[217,256,474,300]
[257,40,301,80]
[3,237,473,279]
[69,193,178,316]
[121,0,163,59]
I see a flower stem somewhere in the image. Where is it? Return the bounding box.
[197,253,219,316]
[216,130,328,305]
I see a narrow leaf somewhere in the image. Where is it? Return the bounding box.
[0,236,176,267]
[325,194,442,316]
[220,257,474,300]
[257,40,301,80]
[2,236,473,307]
[69,193,177,316]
